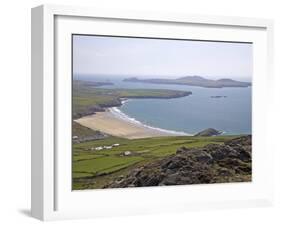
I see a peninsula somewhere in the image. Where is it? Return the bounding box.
[73,80,192,118]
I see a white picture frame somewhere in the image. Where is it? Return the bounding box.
[31,4,274,221]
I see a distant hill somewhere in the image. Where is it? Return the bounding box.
[123,76,251,88]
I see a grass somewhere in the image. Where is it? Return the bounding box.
[72,121,102,137]
[73,156,143,178]
[72,135,237,189]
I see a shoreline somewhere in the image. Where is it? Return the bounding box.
[75,107,190,139]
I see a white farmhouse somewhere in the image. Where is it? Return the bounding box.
[124,151,131,156]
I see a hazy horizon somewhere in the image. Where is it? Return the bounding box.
[73,35,252,81]
[73,73,251,82]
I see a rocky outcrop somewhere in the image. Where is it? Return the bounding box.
[104,136,251,188]
[194,128,222,137]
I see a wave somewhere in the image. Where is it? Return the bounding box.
[120,98,130,105]
[108,107,190,136]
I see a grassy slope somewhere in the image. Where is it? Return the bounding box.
[72,135,237,189]
[73,121,102,137]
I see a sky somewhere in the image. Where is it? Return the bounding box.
[73,35,252,81]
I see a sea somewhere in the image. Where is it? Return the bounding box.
[75,75,252,135]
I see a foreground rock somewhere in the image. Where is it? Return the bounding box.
[104,136,251,188]
[194,128,222,136]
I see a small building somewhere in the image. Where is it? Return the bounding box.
[72,135,78,139]
[95,147,103,151]
[112,143,120,147]
[104,146,112,150]
[124,151,131,156]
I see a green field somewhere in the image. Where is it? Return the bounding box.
[72,135,237,189]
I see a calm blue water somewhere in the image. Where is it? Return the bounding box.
[75,75,252,135]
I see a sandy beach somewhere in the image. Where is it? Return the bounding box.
[75,109,188,139]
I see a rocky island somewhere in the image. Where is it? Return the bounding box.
[210,95,227,98]
[124,76,251,88]
[194,128,222,137]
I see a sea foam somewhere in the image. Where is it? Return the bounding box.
[108,106,189,136]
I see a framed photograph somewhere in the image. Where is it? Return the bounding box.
[31,4,274,221]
